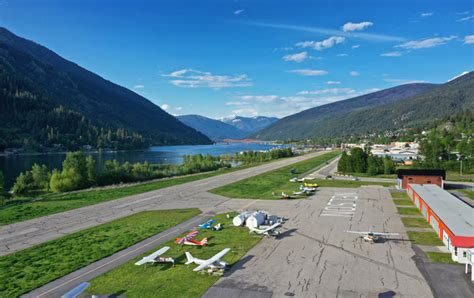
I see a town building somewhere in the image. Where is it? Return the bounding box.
[397,169,446,189]
[406,184,474,281]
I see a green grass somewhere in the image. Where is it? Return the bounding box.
[390,191,410,200]
[0,209,200,297]
[396,207,422,215]
[0,161,270,226]
[87,213,262,298]
[401,217,432,228]
[407,231,444,246]
[338,172,397,179]
[393,199,414,206]
[211,151,394,200]
[446,171,474,182]
[458,188,474,201]
[426,252,458,265]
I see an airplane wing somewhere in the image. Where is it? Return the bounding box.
[193,248,231,271]
[147,246,170,259]
[263,222,281,232]
[135,246,170,265]
[186,230,198,239]
[372,232,399,236]
[346,231,371,235]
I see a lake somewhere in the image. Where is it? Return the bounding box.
[0,142,287,189]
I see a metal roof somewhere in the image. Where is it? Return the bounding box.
[410,184,473,237]
[397,169,446,179]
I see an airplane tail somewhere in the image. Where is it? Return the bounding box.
[185,252,195,265]
[200,238,208,245]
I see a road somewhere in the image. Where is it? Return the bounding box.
[204,187,433,297]
[0,151,328,256]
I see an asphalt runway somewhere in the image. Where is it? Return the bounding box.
[204,187,433,297]
[0,151,326,256]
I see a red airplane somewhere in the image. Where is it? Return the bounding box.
[175,230,208,246]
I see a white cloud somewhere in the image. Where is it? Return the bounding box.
[296,36,345,51]
[240,95,281,103]
[396,36,457,49]
[350,71,360,77]
[175,106,183,111]
[282,51,309,62]
[231,108,258,117]
[384,78,426,84]
[133,84,145,89]
[163,69,252,88]
[351,45,360,49]
[342,21,373,32]
[234,9,244,15]
[326,81,341,85]
[464,35,474,44]
[288,69,328,76]
[235,21,405,42]
[420,12,433,17]
[336,53,348,57]
[298,88,356,95]
[381,51,402,57]
[161,104,170,111]
[458,15,474,22]
[225,101,249,106]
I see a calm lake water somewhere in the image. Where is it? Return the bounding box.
[0,142,287,188]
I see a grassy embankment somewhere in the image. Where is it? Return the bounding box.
[86,213,261,297]
[211,151,395,200]
[458,188,474,202]
[0,156,296,226]
[0,209,200,297]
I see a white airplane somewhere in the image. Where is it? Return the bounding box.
[249,222,282,237]
[185,248,231,272]
[293,185,316,196]
[346,231,399,243]
[135,246,175,266]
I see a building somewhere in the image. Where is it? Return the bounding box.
[407,184,474,281]
[397,169,446,189]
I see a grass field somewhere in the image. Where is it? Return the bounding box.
[0,158,284,226]
[401,217,432,228]
[210,151,394,200]
[407,231,444,246]
[0,209,200,297]
[426,252,459,265]
[396,207,422,215]
[393,199,414,206]
[87,213,262,297]
[337,172,397,179]
[458,188,474,202]
[446,171,474,182]
[390,191,410,200]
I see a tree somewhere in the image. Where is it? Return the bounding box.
[0,171,5,203]
[383,156,396,174]
[31,164,51,191]
[49,152,90,192]
[12,171,33,195]
[350,148,368,173]
[85,155,96,185]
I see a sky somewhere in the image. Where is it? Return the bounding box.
[0,0,473,119]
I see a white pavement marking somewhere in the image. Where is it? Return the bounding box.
[320,193,358,217]
[112,195,162,209]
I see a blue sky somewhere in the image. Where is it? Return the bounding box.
[1,0,473,119]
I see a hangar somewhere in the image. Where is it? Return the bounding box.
[397,169,445,189]
[407,184,474,281]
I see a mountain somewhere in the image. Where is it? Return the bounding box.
[221,116,279,134]
[252,81,456,140]
[177,115,247,141]
[0,27,211,151]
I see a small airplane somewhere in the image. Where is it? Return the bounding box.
[346,231,399,243]
[303,181,318,188]
[135,246,175,266]
[185,248,231,272]
[249,222,282,237]
[199,219,216,229]
[212,223,223,231]
[175,230,198,245]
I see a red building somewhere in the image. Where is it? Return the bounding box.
[407,184,474,281]
[397,169,445,189]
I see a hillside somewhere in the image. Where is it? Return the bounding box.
[0,27,211,151]
[177,115,246,141]
[252,80,462,140]
[222,116,279,134]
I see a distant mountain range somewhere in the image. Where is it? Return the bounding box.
[0,27,210,151]
[177,115,278,141]
[221,116,279,134]
[253,72,474,140]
